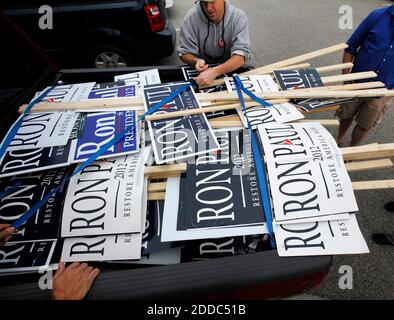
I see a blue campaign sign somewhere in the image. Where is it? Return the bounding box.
[88,84,137,99]
[73,110,138,162]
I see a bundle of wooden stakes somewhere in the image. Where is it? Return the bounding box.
[17,43,394,196]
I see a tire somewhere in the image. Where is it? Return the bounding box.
[86,44,136,68]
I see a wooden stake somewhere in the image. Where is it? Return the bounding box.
[19,97,144,113]
[316,63,354,74]
[200,98,289,108]
[149,183,167,193]
[294,81,385,92]
[341,143,394,161]
[145,146,393,197]
[245,43,348,75]
[149,173,182,180]
[198,89,393,104]
[209,117,340,128]
[144,163,187,179]
[295,119,339,127]
[273,63,311,70]
[345,159,393,172]
[148,192,166,201]
[321,72,377,85]
[145,99,290,122]
[148,182,167,193]
[145,104,240,121]
[206,43,349,87]
[209,119,243,128]
[352,180,394,191]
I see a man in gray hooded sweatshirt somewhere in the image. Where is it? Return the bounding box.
[177,0,251,86]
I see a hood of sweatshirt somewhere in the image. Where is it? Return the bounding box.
[195,1,233,26]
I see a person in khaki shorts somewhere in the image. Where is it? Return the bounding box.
[335,4,394,147]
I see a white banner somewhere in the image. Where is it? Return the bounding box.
[258,122,358,223]
[238,103,304,129]
[225,75,279,93]
[6,112,78,150]
[275,214,369,256]
[224,76,303,129]
[32,82,96,103]
[61,233,142,262]
[114,69,161,94]
[61,154,145,237]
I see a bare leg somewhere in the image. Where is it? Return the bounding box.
[336,118,353,145]
[350,124,369,147]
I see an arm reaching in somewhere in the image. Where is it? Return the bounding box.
[194,54,245,86]
[52,262,100,300]
[180,53,209,72]
[0,224,16,247]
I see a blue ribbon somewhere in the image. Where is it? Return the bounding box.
[233,76,276,248]
[11,82,191,229]
[235,80,273,108]
[0,86,55,160]
[0,181,22,200]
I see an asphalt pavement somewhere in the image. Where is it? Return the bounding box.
[158,0,394,300]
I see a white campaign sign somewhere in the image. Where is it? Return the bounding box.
[225,75,279,93]
[238,103,304,129]
[32,83,96,103]
[275,214,369,256]
[61,154,145,237]
[224,76,304,129]
[6,112,79,150]
[61,233,142,262]
[114,69,161,94]
[258,122,358,223]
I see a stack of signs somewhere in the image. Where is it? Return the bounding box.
[60,154,146,262]
[143,82,220,164]
[225,75,304,128]
[0,110,140,178]
[161,129,268,242]
[257,122,369,256]
[273,68,356,112]
[114,69,161,95]
[0,166,73,274]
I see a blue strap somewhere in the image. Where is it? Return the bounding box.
[12,82,191,229]
[237,81,273,108]
[233,76,276,248]
[0,86,55,160]
[0,181,22,200]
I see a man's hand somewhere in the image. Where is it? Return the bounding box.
[52,262,100,300]
[195,58,208,73]
[194,68,218,86]
[0,224,16,247]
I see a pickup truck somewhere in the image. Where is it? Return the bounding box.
[0,65,332,300]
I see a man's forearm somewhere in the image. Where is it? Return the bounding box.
[180,53,199,66]
[211,54,246,78]
[343,51,354,75]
